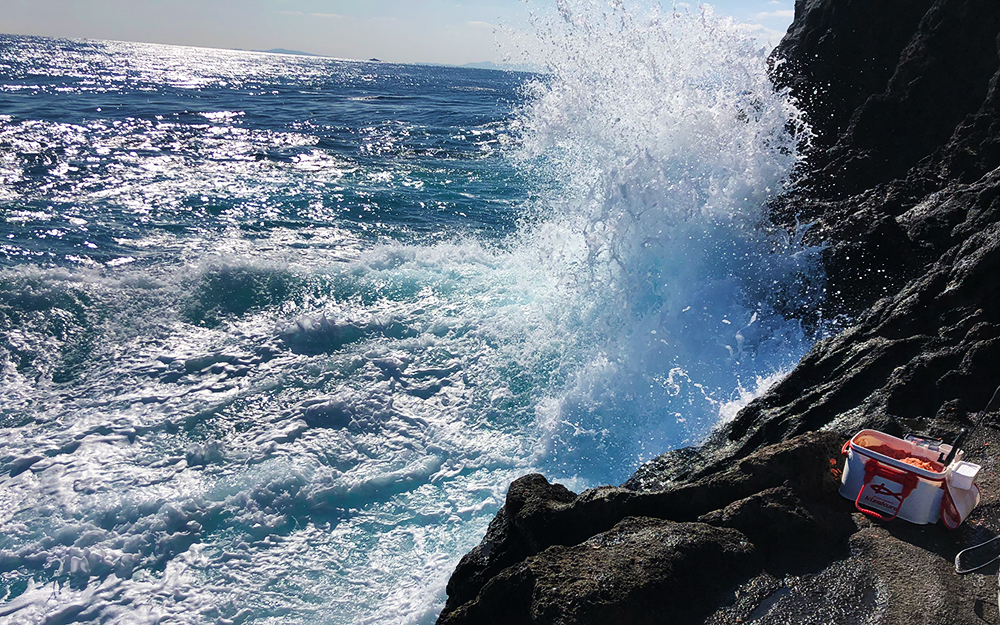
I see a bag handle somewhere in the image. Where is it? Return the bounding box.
[941,484,962,529]
[855,459,919,521]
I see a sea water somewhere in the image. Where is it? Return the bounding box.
[0,3,822,623]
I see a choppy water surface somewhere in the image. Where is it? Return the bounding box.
[0,3,822,623]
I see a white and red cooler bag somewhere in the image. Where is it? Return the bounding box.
[840,429,981,528]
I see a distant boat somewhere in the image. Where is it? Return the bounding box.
[369,58,382,62]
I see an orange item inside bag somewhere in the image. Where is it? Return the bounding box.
[863,443,943,472]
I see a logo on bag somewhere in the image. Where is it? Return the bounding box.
[860,476,909,514]
[868,481,906,502]
[862,493,899,512]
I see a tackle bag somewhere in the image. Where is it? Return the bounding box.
[840,429,981,528]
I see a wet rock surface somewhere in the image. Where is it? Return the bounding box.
[438,1,1000,623]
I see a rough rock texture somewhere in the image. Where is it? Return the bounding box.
[773,0,1000,196]
[441,433,851,625]
[439,1,1000,623]
[441,517,759,625]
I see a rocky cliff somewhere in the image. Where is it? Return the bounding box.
[437,1,1000,622]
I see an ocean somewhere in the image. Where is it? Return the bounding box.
[0,5,823,624]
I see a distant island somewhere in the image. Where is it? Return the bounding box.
[257,48,320,57]
[461,61,542,73]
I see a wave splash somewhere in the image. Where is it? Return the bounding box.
[508,0,820,480]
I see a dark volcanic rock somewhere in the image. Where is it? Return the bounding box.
[440,1,1000,623]
[440,517,759,625]
[439,433,855,623]
[771,0,937,155]
[697,485,851,557]
[442,474,577,613]
[775,0,1000,196]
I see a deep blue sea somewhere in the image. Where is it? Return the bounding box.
[1,6,824,624]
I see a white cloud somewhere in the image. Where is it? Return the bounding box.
[278,11,343,19]
[752,10,795,19]
[734,21,788,47]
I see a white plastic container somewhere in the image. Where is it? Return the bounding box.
[840,430,954,525]
[952,461,982,490]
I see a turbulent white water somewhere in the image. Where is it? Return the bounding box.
[0,4,821,624]
[509,0,818,479]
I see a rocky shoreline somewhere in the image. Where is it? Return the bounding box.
[437,1,1000,622]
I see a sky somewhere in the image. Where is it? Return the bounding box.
[0,0,795,65]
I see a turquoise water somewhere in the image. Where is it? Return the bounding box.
[0,4,822,623]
